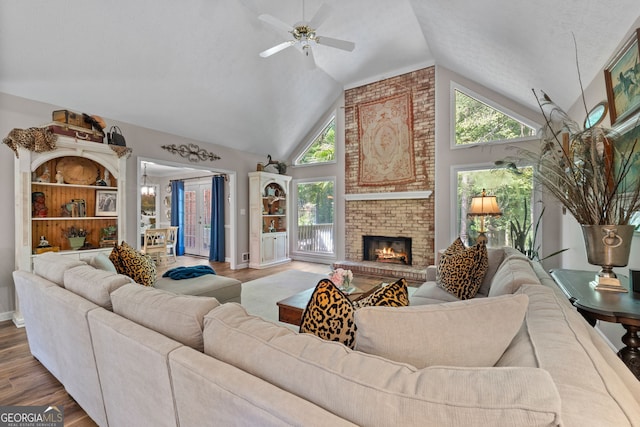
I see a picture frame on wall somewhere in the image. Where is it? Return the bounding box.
[96,190,117,216]
[613,110,640,203]
[604,28,640,125]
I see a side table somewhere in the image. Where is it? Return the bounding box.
[550,269,640,380]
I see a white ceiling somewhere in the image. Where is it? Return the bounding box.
[1,1,639,159]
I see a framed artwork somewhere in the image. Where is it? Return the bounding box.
[630,211,640,233]
[357,92,416,186]
[613,112,640,192]
[96,190,117,216]
[605,28,640,125]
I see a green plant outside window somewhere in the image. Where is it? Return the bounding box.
[455,90,536,145]
[296,117,336,165]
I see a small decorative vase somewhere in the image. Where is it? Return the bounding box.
[582,225,634,279]
[68,236,86,250]
[340,277,353,293]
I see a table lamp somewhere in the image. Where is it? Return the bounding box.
[467,189,502,244]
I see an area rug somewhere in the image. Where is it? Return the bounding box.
[241,270,327,328]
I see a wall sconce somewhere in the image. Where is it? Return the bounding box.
[467,188,502,244]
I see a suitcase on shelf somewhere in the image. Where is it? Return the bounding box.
[52,109,92,129]
[43,122,105,143]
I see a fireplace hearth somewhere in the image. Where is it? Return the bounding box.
[363,235,412,265]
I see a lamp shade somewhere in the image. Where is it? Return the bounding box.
[467,189,502,217]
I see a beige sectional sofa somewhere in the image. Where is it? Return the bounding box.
[13,249,640,426]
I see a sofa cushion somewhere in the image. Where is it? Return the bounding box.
[33,252,85,286]
[477,248,506,296]
[203,303,561,427]
[88,253,117,273]
[354,294,528,368]
[111,284,219,351]
[436,238,488,299]
[412,282,466,303]
[63,265,132,310]
[110,242,157,287]
[299,279,409,349]
[489,255,541,297]
[514,284,640,425]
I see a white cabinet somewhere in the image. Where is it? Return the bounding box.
[249,171,291,268]
[260,233,288,265]
[13,136,127,326]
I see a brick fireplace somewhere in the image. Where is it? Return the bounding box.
[340,66,435,278]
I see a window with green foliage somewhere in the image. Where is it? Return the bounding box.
[454,88,536,146]
[295,117,336,165]
[295,180,335,254]
[457,167,535,250]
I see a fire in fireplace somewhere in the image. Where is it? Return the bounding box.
[363,235,412,265]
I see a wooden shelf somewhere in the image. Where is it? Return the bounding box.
[32,182,117,190]
[32,216,117,221]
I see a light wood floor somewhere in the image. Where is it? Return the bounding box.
[0,258,329,426]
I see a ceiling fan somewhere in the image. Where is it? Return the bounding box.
[258,2,355,68]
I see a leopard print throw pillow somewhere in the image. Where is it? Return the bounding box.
[300,279,356,348]
[352,278,409,309]
[110,241,157,287]
[436,238,488,300]
[300,278,410,349]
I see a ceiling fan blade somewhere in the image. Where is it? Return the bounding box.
[315,36,355,52]
[308,3,331,29]
[259,41,295,58]
[258,14,294,33]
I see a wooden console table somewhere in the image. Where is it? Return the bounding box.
[550,269,640,380]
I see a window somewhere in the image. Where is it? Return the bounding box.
[453,86,536,146]
[294,116,336,165]
[295,179,335,255]
[457,167,535,249]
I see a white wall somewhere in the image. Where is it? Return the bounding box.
[287,93,346,264]
[433,66,565,271]
[0,92,265,319]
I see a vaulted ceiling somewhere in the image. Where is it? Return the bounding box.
[1,1,639,159]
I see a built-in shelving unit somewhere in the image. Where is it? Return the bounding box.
[249,171,291,269]
[13,136,127,326]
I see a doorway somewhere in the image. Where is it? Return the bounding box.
[184,179,212,257]
[136,157,238,269]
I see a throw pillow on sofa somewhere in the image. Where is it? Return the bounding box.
[354,293,529,368]
[436,237,488,299]
[352,278,409,309]
[300,278,409,349]
[110,241,157,287]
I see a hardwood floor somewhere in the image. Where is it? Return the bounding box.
[0,258,329,426]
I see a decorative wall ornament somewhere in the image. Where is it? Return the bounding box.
[357,92,416,186]
[162,143,221,162]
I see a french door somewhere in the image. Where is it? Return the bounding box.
[184,180,211,257]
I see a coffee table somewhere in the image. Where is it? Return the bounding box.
[277,283,384,327]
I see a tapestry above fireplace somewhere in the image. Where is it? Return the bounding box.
[357,92,416,186]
